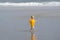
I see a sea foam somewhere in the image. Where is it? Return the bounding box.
[0,2,60,6]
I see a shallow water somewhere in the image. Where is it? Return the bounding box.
[0,6,60,40]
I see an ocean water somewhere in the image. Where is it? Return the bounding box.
[0,6,60,40]
[0,0,60,7]
[0,0,60,2]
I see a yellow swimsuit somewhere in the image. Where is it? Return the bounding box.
[29,19,36,29]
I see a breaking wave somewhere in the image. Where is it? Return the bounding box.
[0,2,60,6]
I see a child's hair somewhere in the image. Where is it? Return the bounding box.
[31,16,34,18]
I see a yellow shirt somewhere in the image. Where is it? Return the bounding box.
[29,19,36,28]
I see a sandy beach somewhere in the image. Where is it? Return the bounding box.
[0,6,60,40]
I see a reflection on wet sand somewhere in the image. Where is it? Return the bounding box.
[31,30,36,40]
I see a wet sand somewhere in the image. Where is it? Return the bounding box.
[0,6,60,40]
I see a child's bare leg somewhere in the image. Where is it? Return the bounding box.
[31,27,32,30]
